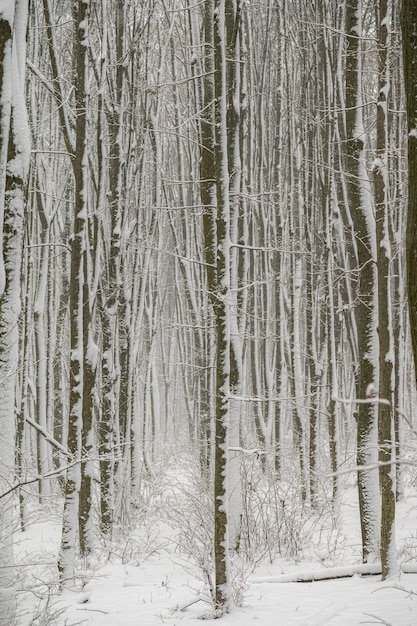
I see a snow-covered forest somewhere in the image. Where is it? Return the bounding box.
[1,0,417,623]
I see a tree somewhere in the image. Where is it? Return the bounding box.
[0,1,30,621]
[345,0,380,563]
[96,0,127,538]
[199,0,243,613]
[375,0,397,580]
[58,0,95,583]
[212,0,233,610]
[401,1,417,383]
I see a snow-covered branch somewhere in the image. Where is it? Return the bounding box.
[25,416,71,457]
[0,459,80,500]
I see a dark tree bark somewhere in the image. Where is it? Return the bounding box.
[212,0,232,610]
[199,0,242,613]
[58,0,95,581]
[401,0,417,384]
[345,0,379,562]
[197,0,216,475]
[375,0,396,580]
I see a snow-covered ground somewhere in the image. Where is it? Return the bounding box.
[13,487,417,625]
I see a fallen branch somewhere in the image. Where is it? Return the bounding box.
[250,562,417,584]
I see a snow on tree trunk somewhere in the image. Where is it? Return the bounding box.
[201,0,242,612]
[374,0,397,580]
[226,0,243,554]
[33,203,51,498]
[199,0,217,478]
[97,0,127,537]
[345,0,380,562]
[0,0,30,621]
[227,403,242,553]
[58,0,94,582]
[291,254,307,500]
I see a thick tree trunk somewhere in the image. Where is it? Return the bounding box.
[345,0,380,562]
[0,19,15,622]
[0,1,30,621]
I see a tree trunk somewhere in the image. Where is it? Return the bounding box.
[345,0,380,562]
[0,2,30,621]
[375,0,397,580]
[401,1,417,384]
[58,0,93,582]
[202,0,243,613]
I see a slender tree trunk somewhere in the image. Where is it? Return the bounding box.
[58,0,92,582]
[401,1,417,384]
[98,0,127,536]
[212,108,230,613]
[375,0,397,580]
[204,0,242,612]
[197,0,217,480]
[33,193,51,498]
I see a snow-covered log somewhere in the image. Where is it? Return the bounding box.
[250,562,417,584]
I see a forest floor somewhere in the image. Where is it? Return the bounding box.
[13,474,417,626]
